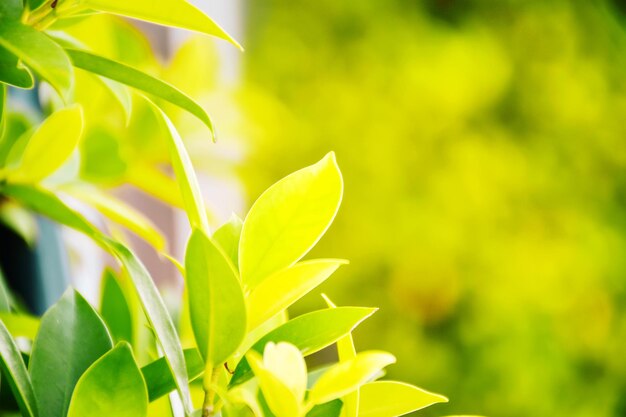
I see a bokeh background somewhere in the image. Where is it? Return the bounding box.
[233,1,626,416]
[29,1,626,416]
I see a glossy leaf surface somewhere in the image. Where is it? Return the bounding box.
[308,351,396,405]
[82,0,242,49]
[67,342,148,417]
[2,184,194,415]
[0,320,37,417]
[358,381,448,417]
[100,269,133,343]
[66,49,215,139]
[141,348,204,402]
[247,259,347,331]
[29,289,113,417]
[150,103,210,231]
[230,307,375,387]
[239,152,343,289]
[0,22,72,99]
[185,229,246,365]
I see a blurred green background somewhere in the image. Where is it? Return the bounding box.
[234,1,626,416]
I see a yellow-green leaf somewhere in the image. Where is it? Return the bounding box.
[0,21,73,100]
[10,105,83,183]
[247,350,302,417]
[2,184,194,415]
[0,313,39,340]
[63,184,166,252]
[247,260,347,332]
[323,295,358,417]
[184,229,246,365]
[67,342,148,417]
[66,49,214,137]
[308,351,396,406]
[230,307,376,388]
[239,152,343,290]
[81,0,242,50]
[358,381,448,417]
[214,213,244,269]
[149,102,209,233]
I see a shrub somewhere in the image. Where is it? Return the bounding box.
[0,1,456,417]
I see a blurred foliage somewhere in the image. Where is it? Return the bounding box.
[237,1,626,416]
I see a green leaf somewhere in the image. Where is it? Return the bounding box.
[239,152,343,290]
[148,101,210,231]
[308,351,396,405]
[97,76,133,124]
[185,229,246,365]
[0,45,34,89]
[81,0,242,50]
[247,350,301,417]
[0,267,11,312]
[29,289,113,417]
[1,184,101,240]
[106,241,194,415]
[2,184,194,415]
[307,400,343,417]
[67,342,148,417]
[63,184,166,251]
[322,295,358,417]
[141,348,204,402]
[0,0,22,21]
[214,214,244,269]
[65,48,215,140]
[357,381,448,417]
[0,313,39,340]
[0,22,73,100]
[247,260,347,332]
[25,0,46,13]
[0,319,37,417]
[0,111,31,168]
[100,269,133,343]
[230,307,375,388]
[9,105,83,183]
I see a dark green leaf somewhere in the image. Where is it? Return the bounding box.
[141,348,204,402]
[0,0,22,21]
[26,0,47,14]
[0,45,34,89]
[0,319,37,417]
[230,307,376,387]
[65,48,215,138]
[307,399,343,417]
[0,267,11,312]
[29,289,113,417]
[100,269,133,343]
[2,184,194,415]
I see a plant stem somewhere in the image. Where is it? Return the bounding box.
[201,365,220,417]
